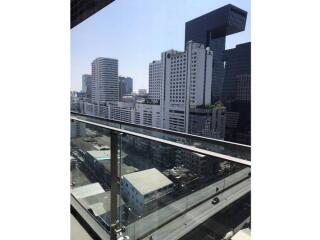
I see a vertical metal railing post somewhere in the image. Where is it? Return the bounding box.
[110,130,118,240]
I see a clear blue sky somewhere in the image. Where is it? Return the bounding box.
[71,0,250,92]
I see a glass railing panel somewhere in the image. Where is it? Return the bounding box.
[71,112,121,129]
[71,112,251,161]
[71,117,250,240]
[118,131,250,240]
[70,119,113,233]
[120,123,250,161]
[178,193,251,240]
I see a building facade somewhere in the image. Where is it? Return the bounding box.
[80,101,161,128]
[148,60,162,103]
[235,74,251,102]
[222,42,251,144]
[91,57,119,103]
[82,74,92,99]
[119,76,133,100]
[189,107,226,140]
[185,4,248,102]
[159,41,213,133]
[222,42,251,101]
[120,168,174,215]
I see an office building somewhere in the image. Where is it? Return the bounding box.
[148,60,162,103]
[222,42,251,101]
[82,74,92,98]
[134,103,161,127]
[185,4,247,101]
[222,42,251,144]
[160,41,213,133]
[185,6,250,144]
[80,101,161,128]
[189,106,226,140]
[182,152,220,177]
[236,74,250,102]
[91,57,119,102]
[119,76,133,100]
[225,102,251,145]
[120,168,174,215]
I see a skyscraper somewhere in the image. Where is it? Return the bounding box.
[185,4,247,102]
[148,60,162,103]
[222,42,251,101]
[159,41,213,132]
[82,74,92,99]
[222,42,251,145]
[91,57,119,102]
[119,76,133,100]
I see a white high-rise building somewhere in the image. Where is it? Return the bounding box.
[134,104,161,127]
[91,57,119,103]
[148,60,162,103]
[159,41,213,132]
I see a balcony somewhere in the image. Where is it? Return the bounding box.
[70,112,251,240]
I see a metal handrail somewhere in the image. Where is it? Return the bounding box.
[71,194,110,240]
[71,116,251,167]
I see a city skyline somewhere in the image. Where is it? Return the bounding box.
[71,3,250,143]
[71,0,251,92]
[70,2,252,239]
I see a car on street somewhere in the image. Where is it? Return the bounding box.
[211,197,220,205]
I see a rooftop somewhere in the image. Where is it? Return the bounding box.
[231,228,251,240]
[78,191,124,217]
[71,182,105,199]
[122,168,173,195]
[87,150,137,175]
[87,150,110,161]
[93,145,110,151]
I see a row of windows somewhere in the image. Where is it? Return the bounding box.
[170,87,185,91]
[171,54,186,59]
[170,83,185,87]
[171,66,185,70]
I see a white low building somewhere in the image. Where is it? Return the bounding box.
[120,168,173,215]
[81,101,161,128]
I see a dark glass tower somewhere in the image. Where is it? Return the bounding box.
[185,4,247,102]
[222,42,251,100]
[119,76,133,100]
[222,42,251,145]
